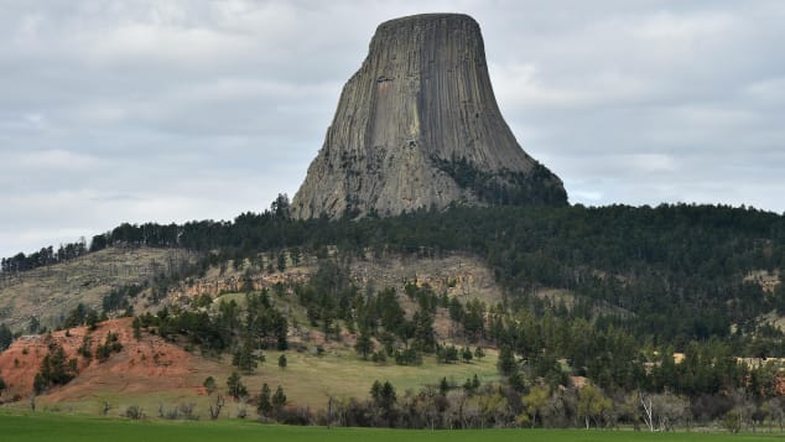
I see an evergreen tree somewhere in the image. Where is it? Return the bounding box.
[439,377,450,395]
[461,347,474,363]
[412,311,435,352]
[0,324,12,351]
[227,372,248,400]
[272,385,287,416]
[232,340,258,373]
[497,346,517,376]
[35,343,77,393]
[354,330,373,360]
[132,317,142,341]
[203,376,217,395]
[257,383,273,417]
[370,380,397,412]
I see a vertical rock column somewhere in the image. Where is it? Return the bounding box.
[292,13,566,219]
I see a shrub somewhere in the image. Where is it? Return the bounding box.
[125,405,144,420]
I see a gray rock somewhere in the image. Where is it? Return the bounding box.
[292,13,567,219]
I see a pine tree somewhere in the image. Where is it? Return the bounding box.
[412,311,435,352]
[203,376,217,395]
[379,381,396,411]
[354,330,373,359]
[370,380,383,404]
[0,324,14,351]
[257,383,272,417]
[272,385,287,416]
[226,372,248,400]
[461,346,473,363]
[439,377,450,395]
[497,346,517,376]
[132,317,142,341]
[232,340,257,373]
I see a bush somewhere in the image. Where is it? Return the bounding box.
[394,348,421,366]
[125,405,144,420]
[277,406,314,425]
[203,376,217,395]
[723,411,742,433]
[158,402,198,420]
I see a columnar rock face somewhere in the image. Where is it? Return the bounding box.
[292,13,567,219]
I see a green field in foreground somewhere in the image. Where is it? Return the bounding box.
[1,413,782,442]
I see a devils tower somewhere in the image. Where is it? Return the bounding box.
[292,13,567,219]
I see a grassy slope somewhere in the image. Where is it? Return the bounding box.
[6,346,499,417]
[240,348,501,407]
[0,413,779,442]
[207,292,501,408]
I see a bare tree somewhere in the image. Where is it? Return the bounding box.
[639,392,655,432]
[209,394,225,420]
[651,392,689,431]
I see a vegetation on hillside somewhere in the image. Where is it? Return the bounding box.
[21,198,779,347]
[3,197,785,430]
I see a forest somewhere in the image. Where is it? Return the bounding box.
[3,199,785,429]
[5,198,781,344]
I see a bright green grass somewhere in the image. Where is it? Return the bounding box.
[0,413,780,442]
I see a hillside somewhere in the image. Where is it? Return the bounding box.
[0,318,203,401]
[0,245,508,414]
[163,249,503,309]
[2,203,785,430]
[0,248,197,332]
[0,317,499,417]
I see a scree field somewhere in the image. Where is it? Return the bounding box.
[1,414,782,442]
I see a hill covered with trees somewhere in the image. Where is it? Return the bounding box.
[2,200,785,430]
[13,200,778,344]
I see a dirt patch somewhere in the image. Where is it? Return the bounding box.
[0,318,211,402]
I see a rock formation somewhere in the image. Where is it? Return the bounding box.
[292,13,567,219]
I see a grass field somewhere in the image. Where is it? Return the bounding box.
[0,413,782,442]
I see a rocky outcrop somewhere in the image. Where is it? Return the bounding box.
[292,13,567,219]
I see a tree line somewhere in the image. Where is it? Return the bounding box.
[6,198,785,349]
[1,241,88,274]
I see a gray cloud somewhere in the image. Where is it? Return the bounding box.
[1,0,784,256]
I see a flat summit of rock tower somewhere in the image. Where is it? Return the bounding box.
[292,13,567,219]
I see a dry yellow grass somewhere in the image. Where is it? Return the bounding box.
[0,247,196,331]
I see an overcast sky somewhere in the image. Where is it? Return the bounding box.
[1,0,784,257]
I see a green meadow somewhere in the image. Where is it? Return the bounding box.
[1,413,781,442]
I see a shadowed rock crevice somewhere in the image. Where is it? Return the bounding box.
[293,13,567,219]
